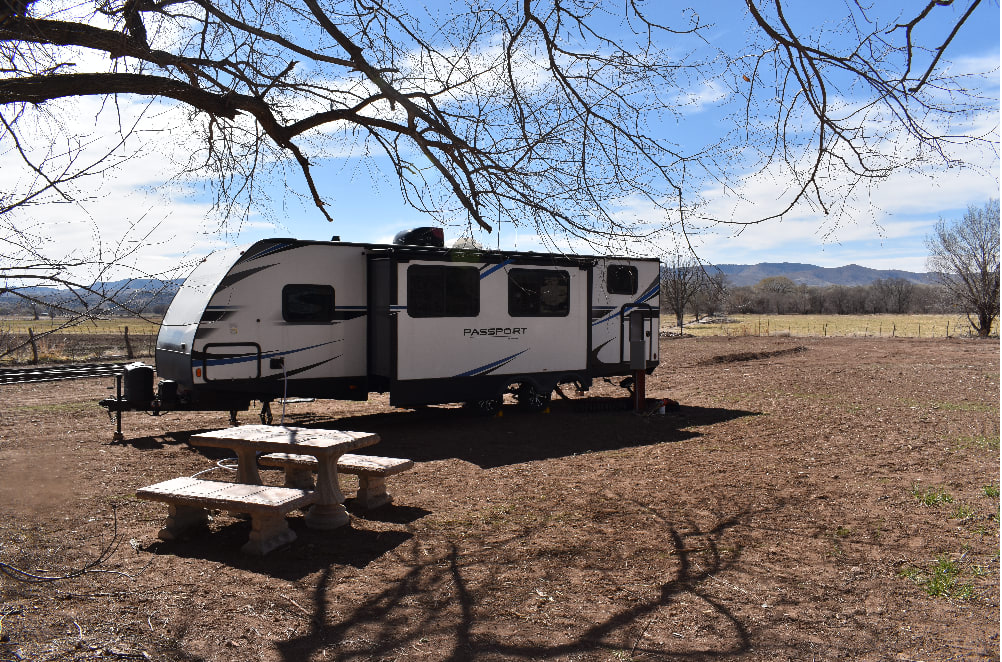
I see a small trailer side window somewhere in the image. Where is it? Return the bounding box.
[407,265,480,317]
[508,269,570,317]
[607,264,638,295]
[282,284,335,323]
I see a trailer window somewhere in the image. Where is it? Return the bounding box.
[607,265,638,295]
[508,269,570,317]
[407,265,480,317]
[282,284,335,323]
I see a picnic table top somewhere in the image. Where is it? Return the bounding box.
[190,425,379,455]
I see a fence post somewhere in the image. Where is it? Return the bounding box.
[28,327,38,364]
[124,326,134,360]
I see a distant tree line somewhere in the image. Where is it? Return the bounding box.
[723,277,949,316]
[662,267,956,325]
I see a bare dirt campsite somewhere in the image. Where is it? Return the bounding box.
[1,335,999,661]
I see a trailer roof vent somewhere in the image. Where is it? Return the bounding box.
[393,227,444,247]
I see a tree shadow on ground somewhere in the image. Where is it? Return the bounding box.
[273,504,754,661]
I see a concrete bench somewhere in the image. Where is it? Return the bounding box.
[137,477,315,555]
[258,453,414,510]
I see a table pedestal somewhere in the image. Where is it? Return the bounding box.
[304,454,349,529]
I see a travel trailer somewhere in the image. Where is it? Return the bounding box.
[114,229,660,422]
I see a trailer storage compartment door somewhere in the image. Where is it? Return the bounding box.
[202,342,262,380]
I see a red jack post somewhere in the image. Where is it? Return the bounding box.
[632,369,646,413]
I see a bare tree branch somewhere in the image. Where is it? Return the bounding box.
[0,0,994,256]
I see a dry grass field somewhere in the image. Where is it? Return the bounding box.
[0,318,161,364]
[664,313,992,339]
[0,318,162,335]
[1,334,998,661]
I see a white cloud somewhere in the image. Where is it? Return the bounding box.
[1,96,280,283]
[671,80,730,112]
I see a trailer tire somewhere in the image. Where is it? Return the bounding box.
[466,396,503,417]
[516,383,552,412]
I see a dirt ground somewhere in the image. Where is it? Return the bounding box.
[1,336,999,662]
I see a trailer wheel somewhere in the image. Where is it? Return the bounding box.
[516,384,552,412]
[466,396,502,416]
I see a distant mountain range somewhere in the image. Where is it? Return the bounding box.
[715,263,936,288]
[0,278,182,314]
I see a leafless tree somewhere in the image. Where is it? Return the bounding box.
[689,270,727,323]
[661,252,708,330]
[0,0,993,252]
[755,276,797,314]
[926,199,1000,337]
[871,277,915,314]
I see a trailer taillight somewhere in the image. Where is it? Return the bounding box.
[195,368,202,377]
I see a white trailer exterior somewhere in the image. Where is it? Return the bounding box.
[155,237,659,413]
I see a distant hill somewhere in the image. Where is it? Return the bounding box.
[715,263,937,288]
[0,278,182,314]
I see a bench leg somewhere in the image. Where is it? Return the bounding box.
[158,504,210,541]
[283,467,316,490]
[355,475,392,510]
[241,512,297,556]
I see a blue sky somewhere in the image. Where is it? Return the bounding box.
[274,2,1000,272]
[3,2,999,281]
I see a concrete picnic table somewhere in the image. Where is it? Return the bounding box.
[190,424,379,530]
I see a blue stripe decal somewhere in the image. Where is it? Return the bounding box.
[203,340,340,367]
[592,311,620,326]
[591,287,660,326]
[480,260,513,279]
[454,349,528,378]
[637,282,659,304]
[243,242,293,261]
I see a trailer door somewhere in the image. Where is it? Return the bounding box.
[367,255,395,387]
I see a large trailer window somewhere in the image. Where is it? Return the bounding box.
[508,269,570,317]
[283,284,335,323]
[407,265,479,317]
[607,264,638,295]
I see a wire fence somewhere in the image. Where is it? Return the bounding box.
[662,314,997,339]
[0,324,158,365]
